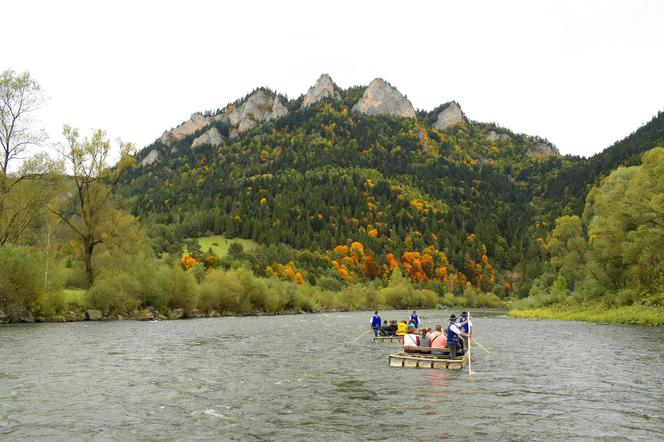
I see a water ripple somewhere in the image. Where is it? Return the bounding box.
[0,310,663,440]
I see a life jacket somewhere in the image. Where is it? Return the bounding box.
[447,323,459,344]
[396,322,408,336]
[371,315,381,328]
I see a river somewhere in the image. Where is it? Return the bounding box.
[1,309,663,441]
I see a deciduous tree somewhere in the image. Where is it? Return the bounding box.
[0,70,45,178]
[51,126,135,288]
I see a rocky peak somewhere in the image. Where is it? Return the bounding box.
[216,89,288,136]
[351,78,416,119]
[139,149,159,167]
[486,130,512,142]
[433,102,465,130]
[302,74,341,107]
[159,113,210,146]
[192,127,223,148]
[528,140,560,158]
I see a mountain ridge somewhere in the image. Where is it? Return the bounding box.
[146,75,561,161]
[122,75,663,295]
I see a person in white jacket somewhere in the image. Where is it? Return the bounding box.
[402,326,420,353]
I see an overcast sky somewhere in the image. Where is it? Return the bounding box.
[4,0,664,158]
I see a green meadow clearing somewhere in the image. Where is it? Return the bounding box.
[192,235,259,256]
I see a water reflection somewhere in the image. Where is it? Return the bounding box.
[426,370,449,401]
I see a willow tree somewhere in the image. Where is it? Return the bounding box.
[53,126,135,288]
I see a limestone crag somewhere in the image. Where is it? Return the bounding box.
[139,149,160,167]
[351,78,416,118]
[486,130,512,142]
[217,90,288,137]
[192,127,223,148]
[160,113,210,146]
[528,141,560,158]
[302,74,341,107]
[433,102,465,130]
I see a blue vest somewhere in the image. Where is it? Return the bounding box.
[371,315,381,328]
[447,324,459,344]
[410,314,419,326]
[458,318,469,333]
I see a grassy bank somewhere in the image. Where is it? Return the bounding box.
[508,304,664,326]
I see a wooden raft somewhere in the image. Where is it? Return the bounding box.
[388,351,468,370]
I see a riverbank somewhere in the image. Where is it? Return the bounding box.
[508,304,664,326]
[0,304,323,324]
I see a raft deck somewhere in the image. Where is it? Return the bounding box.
[388,351,468,370]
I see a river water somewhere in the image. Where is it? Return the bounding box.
[1,309,663,441]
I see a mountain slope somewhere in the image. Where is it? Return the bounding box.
[120,76,663,293]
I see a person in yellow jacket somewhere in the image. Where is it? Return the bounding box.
[396,320,408,336]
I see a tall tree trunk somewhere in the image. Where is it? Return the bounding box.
[43,219,52,291]
[84,237,95,289]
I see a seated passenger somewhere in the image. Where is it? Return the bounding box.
[418,328,431,353]
[429,324,447,355]
[396,320,408,336]
[402,326,420,353]
[379,320,390,336]
[386,320,398,335]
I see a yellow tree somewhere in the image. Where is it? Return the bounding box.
[51,126,135,288]
[0,154,63,246]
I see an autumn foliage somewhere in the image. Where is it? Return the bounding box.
[181,254,199,271]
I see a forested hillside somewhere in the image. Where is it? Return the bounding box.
[119,75,664,302]
[2,70,662,324]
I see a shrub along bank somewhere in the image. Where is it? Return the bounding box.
[0,245,502,323]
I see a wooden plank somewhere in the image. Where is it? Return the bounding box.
[389,356,404,367]
[402,345,450,353]
[403,358,418,368]
[418,359,433,368]
[432,360,447,369]
[373,336,402,343]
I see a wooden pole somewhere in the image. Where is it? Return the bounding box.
[472,337,491,354]
[467,311,472,375]
[352,328,373,343]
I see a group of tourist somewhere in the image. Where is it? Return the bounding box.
[371,310,473,359]
[370,310,421,337]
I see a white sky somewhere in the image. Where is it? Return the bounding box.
[4,0,664,158]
